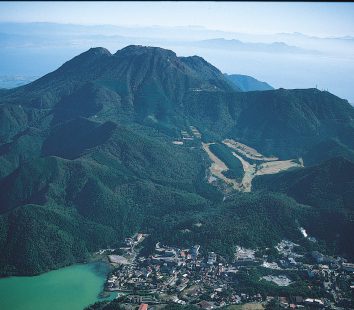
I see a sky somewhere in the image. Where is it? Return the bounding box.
[1,1,354,37]
[1,1,354,103]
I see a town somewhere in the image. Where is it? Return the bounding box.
[97,234,354,310]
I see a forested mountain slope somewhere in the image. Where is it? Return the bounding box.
[254,157,354,258]
[0,45,353,275]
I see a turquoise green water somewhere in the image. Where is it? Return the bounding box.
[0,262,113,310]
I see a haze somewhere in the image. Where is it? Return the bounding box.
[1,1,354,103]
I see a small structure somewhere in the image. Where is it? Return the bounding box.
[136,233,143,242]
[207,252,217,265]
[127,295,143,303]
[138,303,148,310]
[342,262,354,272]
[304,298,324,307]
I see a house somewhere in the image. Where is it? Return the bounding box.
[288,257,297,266]
[279,296,289,308]
[128,295,143,303]
[304,298,324,307]
[191,245,200,258]
[207,252,217,265]
[138,303,148,310]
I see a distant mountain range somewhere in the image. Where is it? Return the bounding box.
[0,45,353,276]
[0,75,39,89]
[193,38,320,54]
[1,22,353,104]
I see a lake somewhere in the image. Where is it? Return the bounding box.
[0,262,114,310]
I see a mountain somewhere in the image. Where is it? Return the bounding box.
[0,45,240,178]
[1,45,354,275]
[225,74,274,91]
[0,45,239,133]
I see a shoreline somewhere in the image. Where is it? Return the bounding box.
[0,252,112,279]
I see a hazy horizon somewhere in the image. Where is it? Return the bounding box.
[1,2,354,103]
[1,2,354,37]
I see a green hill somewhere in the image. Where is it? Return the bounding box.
[1,45,354,275]
[254,157,354,257]
[0,124,211,275]
[184,88,354,160]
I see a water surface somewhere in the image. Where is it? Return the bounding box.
[0,262,112,310]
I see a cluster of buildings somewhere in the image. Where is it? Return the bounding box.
[101,237,354,310]
[262,241,354,309]
[172,126,201,146]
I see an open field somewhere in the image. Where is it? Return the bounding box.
[225,303,265,310]
[108,255,129,265]
[223,139,278,161]
[231,151,256,192]
[202,142,242,190]
[202,138,303,193]
[256,159,303,175]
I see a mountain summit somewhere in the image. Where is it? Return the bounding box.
[1,45,238,125]
[1,45,353,160]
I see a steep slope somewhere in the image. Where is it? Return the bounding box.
[184,88,354,161]
[225,74,274,91]
[0,45,237,121]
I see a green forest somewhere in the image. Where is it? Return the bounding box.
[0,45,354,276]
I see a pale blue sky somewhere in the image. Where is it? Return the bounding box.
[0,1,354,37]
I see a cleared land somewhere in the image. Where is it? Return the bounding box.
[261,275,293,287]
[189,126,202,139]
[231,151,256,192]
[202,138,303,193]
[202,142,242,191]
[226,304,264,310]
[108,255,129,265]
[223,139,278,161]
[256,160,302,176]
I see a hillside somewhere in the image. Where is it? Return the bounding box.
[225,74,274,91]
[254,157,354,211]
[0,124,211,275]
[1,46,353,165]
[254,157,354,257]
[1,45,354,275]
[184,88,354,161]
